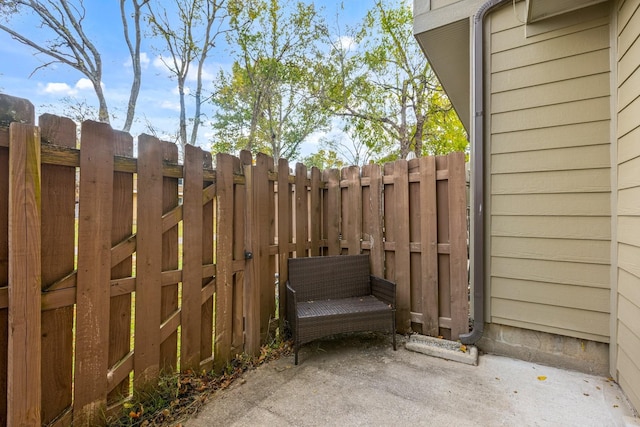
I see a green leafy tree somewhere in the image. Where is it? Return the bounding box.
[301,147,345,170]
[319,0,466,161]
[211,0,329,162]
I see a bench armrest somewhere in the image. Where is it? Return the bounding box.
[286,281,298,326]
[371,275,395,307]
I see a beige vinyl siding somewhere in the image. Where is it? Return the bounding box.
[617,0,640,412]
[487,3,611,342]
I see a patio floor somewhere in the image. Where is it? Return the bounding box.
[186,333,638,427]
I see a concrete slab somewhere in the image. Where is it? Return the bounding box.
[186,333,638,427]
[406,334,479,365]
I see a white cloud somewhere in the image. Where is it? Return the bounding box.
[75,78,94,90]
[160,100,181,111]
[42,82,76,95]
[123,52,151,69]
[337,36,357,51]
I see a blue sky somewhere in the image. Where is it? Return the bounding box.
[0,1,375,157]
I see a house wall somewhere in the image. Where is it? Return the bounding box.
[486,3,612,342]
[616,0,640,412]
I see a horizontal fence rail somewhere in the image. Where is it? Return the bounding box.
[0,93,468,426]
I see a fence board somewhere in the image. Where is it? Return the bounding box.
[134,134,164,388]
[232,155,245,354]
[8,123,42,426]
[160,141,179,373]
[362,165,384,276]
[73,121,114,425]
[182,144,204,370]
[200,151,215,369]
[214,153,234,371]
[344,166,362,255]
[107,129,134,404]
[244,159,260,355]
[420,156,439,336]
[39,115,76,422]
[393,160,411,333]
[277,159,291,329]
[448,152,469,339]
[310,167,321,256]
[323,169,341,255]
[295,163,308,258]
[258,154,275,341]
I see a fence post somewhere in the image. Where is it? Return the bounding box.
[324,169,341,255]
[73,121,114,426]
[8,122,42,426]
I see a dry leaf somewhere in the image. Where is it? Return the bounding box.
[537,376,547,381]
[459,345,467,353]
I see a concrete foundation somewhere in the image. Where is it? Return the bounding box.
[477,323,610,376]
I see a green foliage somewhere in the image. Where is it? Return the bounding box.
[316,0,467,162]
[211,0,330,162]
[301,148,345,170]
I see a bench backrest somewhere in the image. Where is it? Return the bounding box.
[288,254,371,301]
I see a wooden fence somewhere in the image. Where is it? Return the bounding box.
[0,93,468,426]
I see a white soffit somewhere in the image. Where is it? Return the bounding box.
[415,18,471,132]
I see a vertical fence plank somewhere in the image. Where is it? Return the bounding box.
[214,153,234,371]
[73,121,114,425]
[364,164,384,277]
[393,160,411,333]
[420,156,439,337]
[294,163,308,258]
[8,123,41,426]
[325,169,341,255]
[107,129,134,404]
[39,114,76,423]
[160,142,179,372]
[448,152,469,339]
[344,166,362,255]
[0,129,7,427]
[134,135,164,388]
[1,94,34,427]
[277,159,290,329]
[232,156,245,354]
[182,144,204,371]
[309,167,321,256]
[244,155,260,355]
[200,152,215,369]
[257,154,275,341]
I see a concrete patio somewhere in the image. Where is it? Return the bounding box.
[186,333,638,427]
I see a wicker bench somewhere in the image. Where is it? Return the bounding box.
[286,254,396,365]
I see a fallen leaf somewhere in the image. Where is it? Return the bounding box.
[513,390,518,394]
[613,405,619,408]
[584,393,590,397]
[129,411,140,419]
[596,386,601,390]
[537,376,547,381]
[459,345,467,353]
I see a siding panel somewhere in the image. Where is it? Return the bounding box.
[492,193,610,216]
[492,277,610,312]
[491,299,610,338]
[491,216,611,240]
[491,257,610,289]
[491,236,610,265]
[492,144,610,173]
[491,49,610,93]
[492,121,609,153]
[492,169,611,194]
